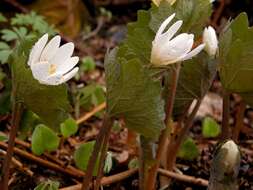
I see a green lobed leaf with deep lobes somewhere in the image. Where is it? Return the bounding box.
[105,48,165,140]
[219,13,253,95]
[10,38,70,130]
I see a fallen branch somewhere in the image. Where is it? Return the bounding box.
[76,102,106,124]
[60,168,138,190]
[158,168,208,187]
[0,141,85,178]
[60,167,209,190]
[0,150,33,176]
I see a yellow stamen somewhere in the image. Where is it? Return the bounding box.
[49,64,56,75]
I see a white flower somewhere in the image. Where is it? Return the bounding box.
[151,13,205,66]
[152,0,176,6]
[28,33,79,85]
[221,140,240,172]
[203,26,218,56]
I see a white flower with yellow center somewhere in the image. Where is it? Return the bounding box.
[28,34,79,85]
[151,13,205,66]
[203,26,218,56]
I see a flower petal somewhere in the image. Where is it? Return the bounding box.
[55,56,79,74]
[50,42,74,66]
[60,67,79,83]
[182,44,205,61]
[28,34,48,66]
[30,61,50,81]
[155,13,176,41]
[40,35,61,61]
[44,73,63,85]
[160,20,183,42]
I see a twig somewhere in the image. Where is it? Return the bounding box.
[158,168,208,187]
[1,102,23,190]
[221,90,230,140]
[232,100,246,143]
[81,115,113,190]
[5,134,83,174]
[0,141,85,179]
[76,102,106,124]
[0,150,33,176]
[94,126,111,190]
[166,99,202,170]
[82,17,104,41]
[147,63,181,190]
[61,168,138,190]
[3,0,29,13]
[211,0,225,27]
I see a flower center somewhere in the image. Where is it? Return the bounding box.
[49,64,56,75]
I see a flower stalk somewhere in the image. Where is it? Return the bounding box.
[81,115,113,190]
[1,101,23,190]
[146,63,181,190]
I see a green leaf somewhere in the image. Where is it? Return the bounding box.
[11,12,56,36]
[0,50,12,64]
[0,29,18,41]
[171,52,217,117]
[123,10,154,65]
[10,38,70,130]
[0,134,8,142]
[128,158,139,169]
[19,110,41,140]
[0,13,7,22]
[149,0,211,35]
[202,117,221,138]
[74,141,99,175]
[60,117,78,138]
[31,124,60,155]
[80,56,96,72]
[219,13,253,94]
[105,48,165,139]
[178,137,199,160]
[0,42,10,50]
[34,180,59,190]
[13,27,28,39]
[78,84,105,109]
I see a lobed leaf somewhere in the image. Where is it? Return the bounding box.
[105,48,165,140]
[219,13,253,94]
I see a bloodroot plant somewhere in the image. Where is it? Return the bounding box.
[2,0,253,189]
[83,0,249,190]
[0,34,79,190]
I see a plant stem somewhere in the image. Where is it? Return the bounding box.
[232,100,246,143]
[221,91,230,140]
[1,102,23,190]
[94,124,112,190]
[166,98,202,171]
[147,63,181,190]
[81,115,113,190]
